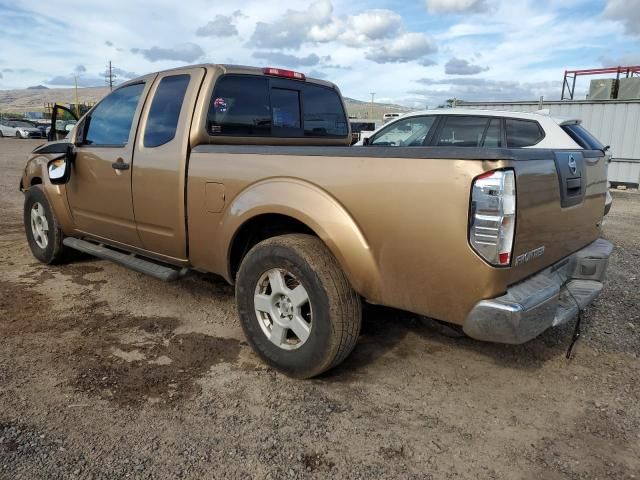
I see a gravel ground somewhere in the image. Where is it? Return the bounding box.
[1,138,638,479]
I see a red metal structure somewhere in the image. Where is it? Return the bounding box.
[561,66,640,100]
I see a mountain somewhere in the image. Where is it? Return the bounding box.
[26,85,49,90]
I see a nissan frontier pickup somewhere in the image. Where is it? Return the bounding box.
[21,64,613,377]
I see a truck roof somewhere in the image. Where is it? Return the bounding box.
[129,63,338,90]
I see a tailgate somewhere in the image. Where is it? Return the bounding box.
[507,150,608,283]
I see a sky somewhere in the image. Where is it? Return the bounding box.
[0,0,639,107]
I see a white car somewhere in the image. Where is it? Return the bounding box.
[356,108,612,214]
[355,108,602,150]
[0,119,45,139]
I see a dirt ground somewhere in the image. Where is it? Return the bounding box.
[1,138,638,480]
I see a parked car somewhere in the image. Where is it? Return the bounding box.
[20,64,613,378]
[355,109,613,215]
[382,112,401,123]
[0,119,45,139]
[348,120,377,145]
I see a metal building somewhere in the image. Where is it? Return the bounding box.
[455,99,640,187]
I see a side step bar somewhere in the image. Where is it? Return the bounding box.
[63,237,186,282]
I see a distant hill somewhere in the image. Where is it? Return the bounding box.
[343,97,412,120]
[0,86,109,113]
[0,87,412,119]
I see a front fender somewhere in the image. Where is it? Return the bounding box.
[222,178,382,299]
[21,143,75,235]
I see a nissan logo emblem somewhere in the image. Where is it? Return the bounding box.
[568,154,577,175]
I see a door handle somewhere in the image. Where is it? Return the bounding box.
[111,159,129,170]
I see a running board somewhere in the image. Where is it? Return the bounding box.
[62,238,186,282]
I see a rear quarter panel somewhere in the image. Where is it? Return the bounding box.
[187,151,516,324]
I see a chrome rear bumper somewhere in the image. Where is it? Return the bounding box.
[463,239,614,344]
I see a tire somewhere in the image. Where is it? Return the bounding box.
[23,186,65,264]
[16,131,22,139]
[236,234,362,378]
[0,130,4,138]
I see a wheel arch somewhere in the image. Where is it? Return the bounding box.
[222,178,381,299]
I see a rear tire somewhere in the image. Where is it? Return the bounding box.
[236,234,361,378]
[24,186,65,264]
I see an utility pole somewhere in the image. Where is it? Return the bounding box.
[369,92,376,120]
[105,60,116,91]
[74,75,80,118]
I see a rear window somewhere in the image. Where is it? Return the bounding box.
[207,75,348,138]
[144,74,190,148]
[562,123,604,150]
[505,119,544,147]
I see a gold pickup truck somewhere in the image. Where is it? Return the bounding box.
[21,64,613,378]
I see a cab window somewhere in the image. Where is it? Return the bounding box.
[370,116,435,146]
[207,74,348,138]
[84,83,145,146]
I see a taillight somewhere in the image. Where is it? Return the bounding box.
[262,67,306,81]
[469,169,516,267]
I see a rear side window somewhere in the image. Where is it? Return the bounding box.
[483,119,502,147]
[505,119,544,147]
[435,116,489,147]
[207,75,348,138]
[144,74,190,148]
[562,124,604,150]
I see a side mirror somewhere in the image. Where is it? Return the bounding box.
[362,137,370,146]
[47,145,75,185]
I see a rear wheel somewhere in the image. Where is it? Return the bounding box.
[236,234,361,378]
[24,186,65,264]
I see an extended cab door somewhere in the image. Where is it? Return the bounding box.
[66,78,156,247]
[131,67,206,259]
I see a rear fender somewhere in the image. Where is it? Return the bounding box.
[222,178,381,298]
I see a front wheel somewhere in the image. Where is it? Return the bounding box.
[236,234,362,378]
[24,186,65,264]
[15,131,22,139]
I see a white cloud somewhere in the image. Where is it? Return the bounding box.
[252,51,323,68]
[130,43,204,63]
[426,0,489,14]
[603,0,640,36]
[366,32,437,64]
[445,57,488,75]
[196,13,241,38]
[250,0,333,49]
[248,1,436,64]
